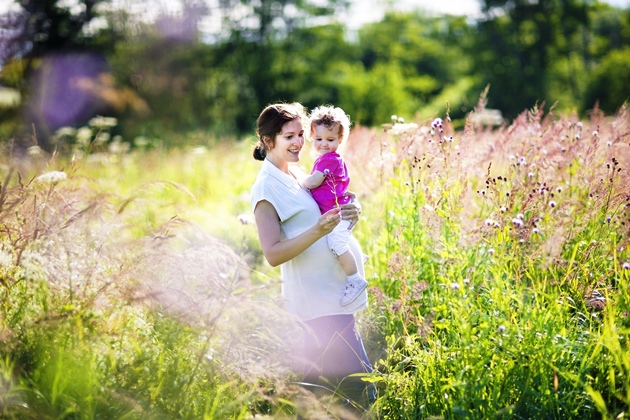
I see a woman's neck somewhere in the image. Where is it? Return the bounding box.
[267,155,289,174]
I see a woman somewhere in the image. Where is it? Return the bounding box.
[250,102,375,411]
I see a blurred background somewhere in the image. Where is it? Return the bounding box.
[1,0,629,150]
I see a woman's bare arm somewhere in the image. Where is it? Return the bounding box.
[254,200,341,267]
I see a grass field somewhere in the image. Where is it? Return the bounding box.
[1,104,629,419]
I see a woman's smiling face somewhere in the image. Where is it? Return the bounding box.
[266,118,305,168]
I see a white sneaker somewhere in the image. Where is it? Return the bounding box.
[341,277,368,306]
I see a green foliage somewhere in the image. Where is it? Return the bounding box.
[1,103,630,418]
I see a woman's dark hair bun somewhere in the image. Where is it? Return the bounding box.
[253,145,266,161]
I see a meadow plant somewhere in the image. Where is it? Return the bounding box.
[344,101,630,418]
[0,138,320,418]
[1,100,629,418]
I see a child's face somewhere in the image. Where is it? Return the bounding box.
[312,123,342,156]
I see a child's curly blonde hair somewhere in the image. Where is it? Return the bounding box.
[308,105,351,141]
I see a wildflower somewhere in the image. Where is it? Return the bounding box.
[512,218,523,228]
[485,219,494,227]
[450,282,460,290]
[606,141,612,147]
[391,115,398,122]
[605,216,611,223]
[557,187,563,193]
[76,127,93,145]
[88,115,118,129]
[36,170,67,184]
[390,123,418,136]
[397,117,405,123]
[479,189,486,196]
[549,201,557,208]
[498,325,506,333]
[500,206,507,212]
[493,221,500,228]
[54,126,77,137]
[431,118,443,129]
[487,248,495,255]
[0,249,12,267]
[593,130,598,137]
[532,227,540,234]
[622,262,630,270]
[528,172,534,178]
[27,145,43,156]
[463,278,470,284]
[94,132,110,144]
[517,213,524,220]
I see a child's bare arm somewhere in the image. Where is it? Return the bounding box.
[300,170,327,189]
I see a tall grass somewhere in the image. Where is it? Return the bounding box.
[347,103,630,418]
[1,102,629,419]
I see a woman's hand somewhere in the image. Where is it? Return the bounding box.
[315,208,342,235]
[340,192,362,229]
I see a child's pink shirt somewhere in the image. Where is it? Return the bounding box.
[310,152,351,213]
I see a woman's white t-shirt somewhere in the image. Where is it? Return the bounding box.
[251,158,367,321]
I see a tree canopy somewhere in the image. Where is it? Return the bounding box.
[1,0,629,147]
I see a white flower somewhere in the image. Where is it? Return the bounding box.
[450,282,460,290]
[88,116,118,129]
[485,219,494,227]
[0,249,13,267]
[27,145,43,156]
[512,218,523,228]
[487,248,495,255]
[549,201,557,208]
[54,126,77,137]
[498,325,506,332]
[532,227,540,234]
[76,127,93,145]
[517,213,524,220]
[622,262,630,270]
[431,118,443,129]
[36,171,67,184]
[389,123,418,136]
[500,206,507,212]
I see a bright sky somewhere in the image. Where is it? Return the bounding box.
[0,0,629,27]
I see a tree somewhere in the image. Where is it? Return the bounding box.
[474,0,590,118]
[0,0,114,146]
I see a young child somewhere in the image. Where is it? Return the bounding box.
[300,105,368,306]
